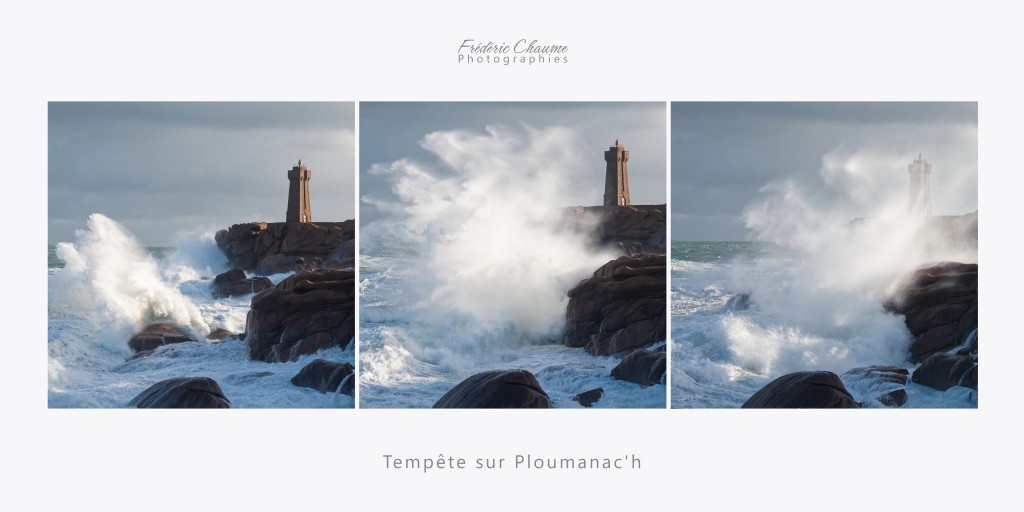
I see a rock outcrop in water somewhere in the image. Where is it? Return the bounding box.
[433,369,552,408]
[291,359,355,396]
[571,388,604,408]
[884,262,977,363]
[564,253,666,356]
[565,204,667,253]
[742,371,860,408]
[912,353,978,391]
[215,220,355,275]
[245,269,355,363]
[128,323,196,353]
[128,377,231,408]
[212,268,272,298]
[610,348,666,387]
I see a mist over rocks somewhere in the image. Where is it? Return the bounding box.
[127,377,231,408]
[564,253,667,356]
[564,204,667,253]
[433,369,552,408]
[245,269,356,363]
[215,220,355,275]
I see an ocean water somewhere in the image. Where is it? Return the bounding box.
[670,241,977,408]
[359,252,667,408]
[47,214,354,408]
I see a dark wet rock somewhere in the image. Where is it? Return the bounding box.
[563,205,667,253]
[215,220,355,275]
[742,371,860,408]
[876,389,908,407]
[433,369,551,409]
[843,366,910,386]
[571,388,604,408]
[291,359,355,396]
[610,350,666,387]
[223,371,274,385]
[724,293,752,312]
[128,323,196,353]
[127,377,230,408]
[912,353,978,391]
[206,328,234,341]
[245,269,355,363]
[564,254,666,356]
[885,262,978,363]
[213,268,272,298]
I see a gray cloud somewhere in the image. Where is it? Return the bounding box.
[49,102,355,246]
[671,102,978,240]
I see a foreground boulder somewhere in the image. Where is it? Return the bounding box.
[291,359,355,396]
[215,220,355,275]
[742,371,860,408]
[885,262,978,363]
[128,377,230,408]
[571,388,604,408]
[128,323,196,353]
[212,268,272,298]
[245,269,355,362]
[433,369,551,408]
[876,389,908,407]
[610,349,666,387]
[564,254,666,356]
[912,353,978,391]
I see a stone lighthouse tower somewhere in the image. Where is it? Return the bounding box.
[286,159,312,223]
[907,154,933,216]
[604,139,630,206]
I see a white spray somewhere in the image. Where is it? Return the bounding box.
[362,124,616,369]
[726,147,977,376]
[50,213,211,356]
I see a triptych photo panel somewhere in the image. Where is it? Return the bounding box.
[46,101,977,409]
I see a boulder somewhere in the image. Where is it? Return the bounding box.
[215,220,355,275]
[127,377,230,408]
[245,269,355,362]
[564,254,666,356]
[291,359,355,396]
[206,328,234,341]
[433,369,551,408]
[742,371,860,408]
[571,388,604,408]
[127,323,196,353]
[885,262,978,363]
[876,389,908,407]
[911,353,978,391]
[610,349,666,387]
[212,268,272,298]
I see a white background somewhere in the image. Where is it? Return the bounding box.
[5,1,1019,509]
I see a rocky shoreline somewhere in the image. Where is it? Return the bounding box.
[430,205,668,408]
[126,220,357,408]
[741,261,978,408]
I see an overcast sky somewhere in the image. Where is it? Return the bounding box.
[671,102,978,241]
[49,102,355,246]
[360,102,666,224]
